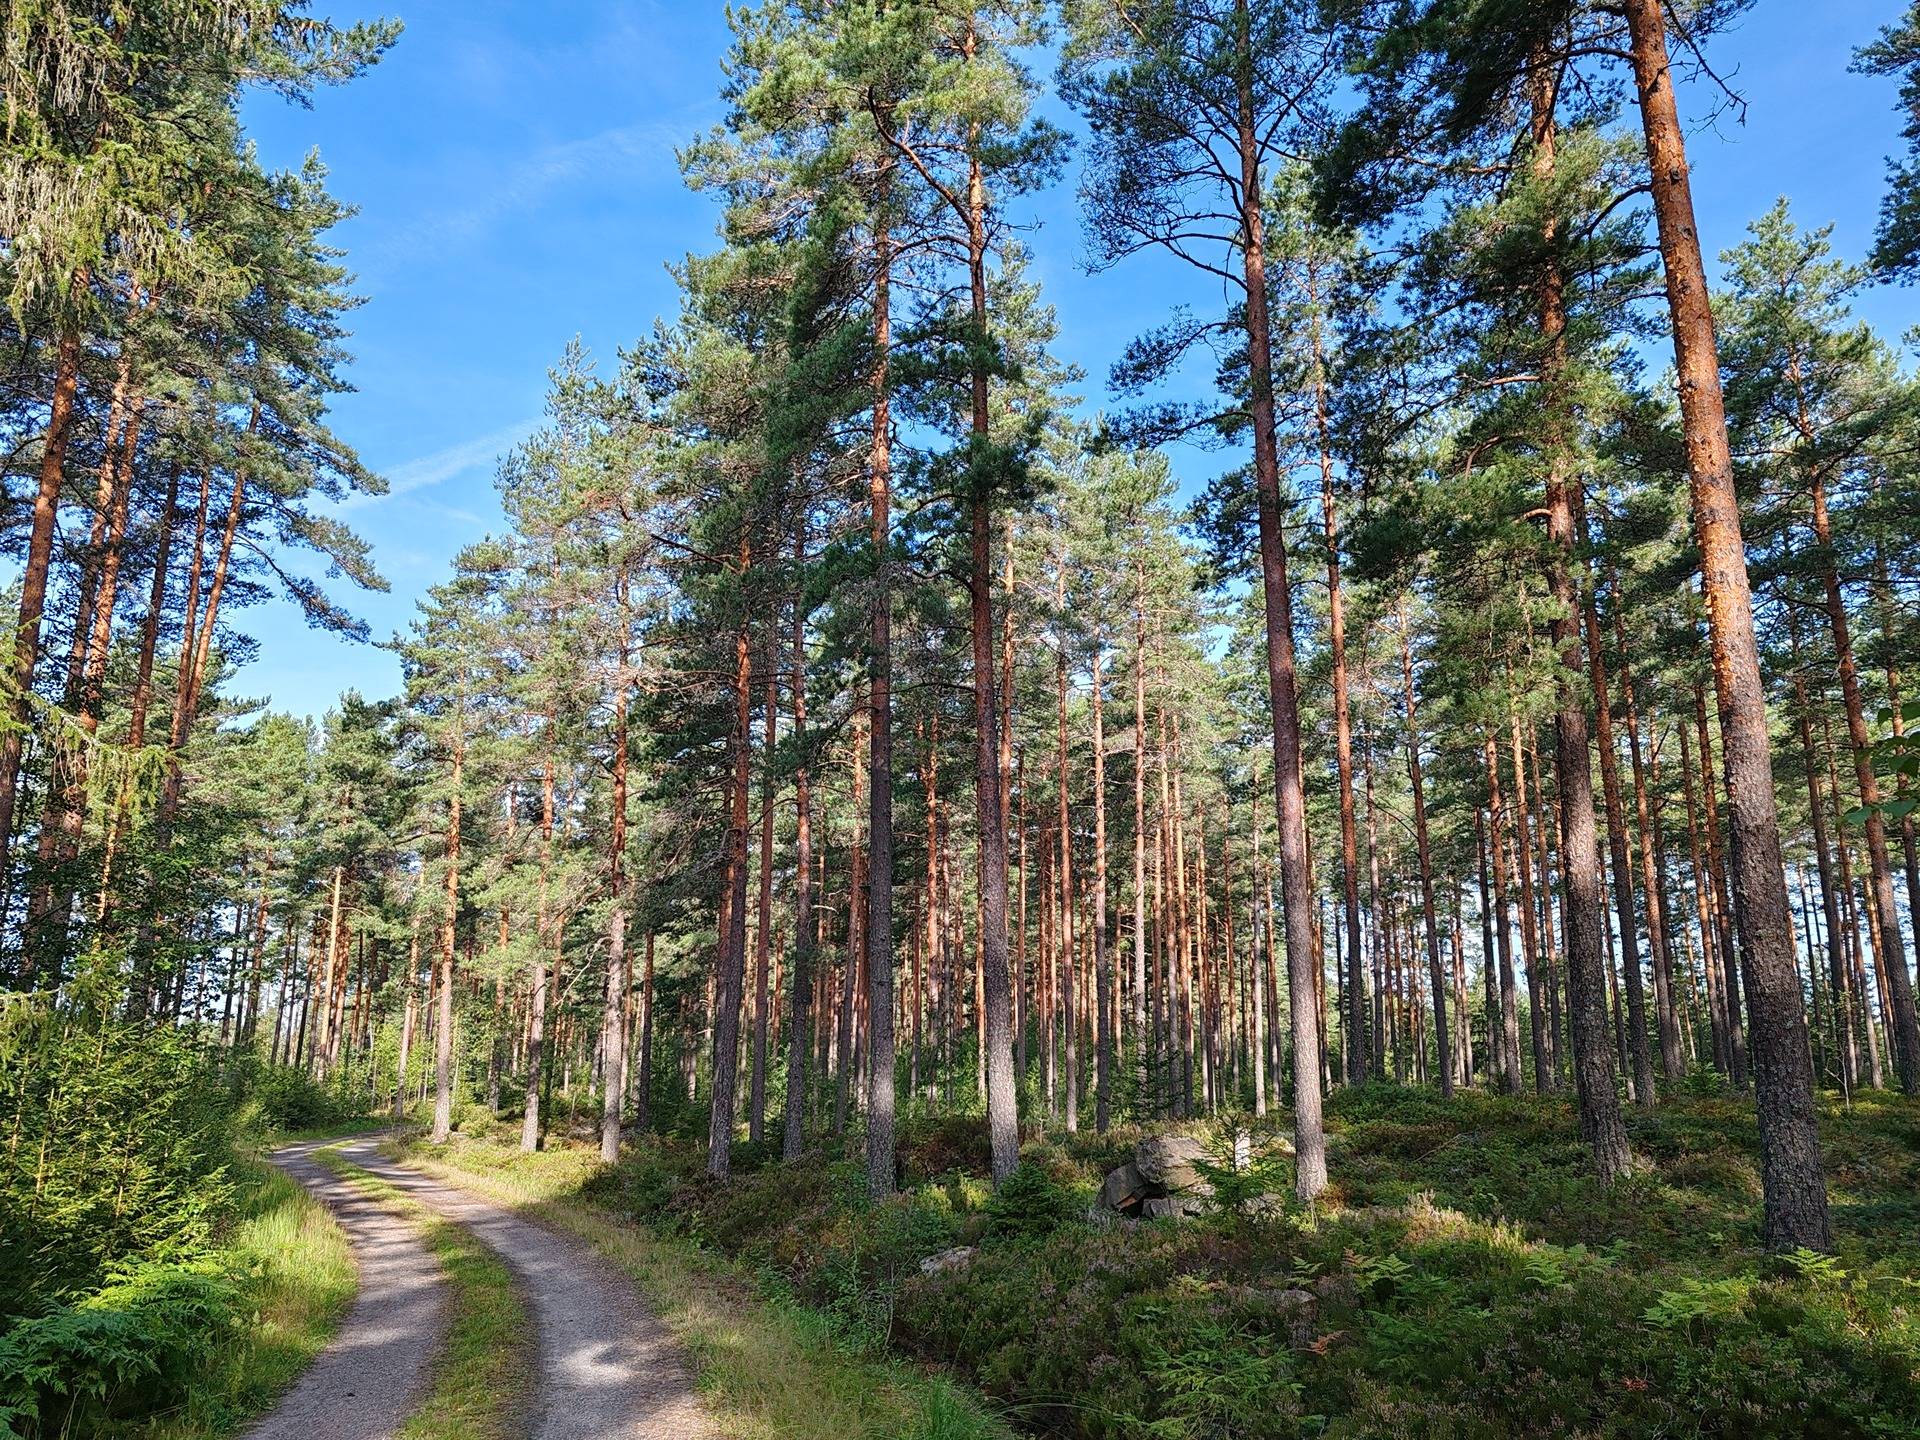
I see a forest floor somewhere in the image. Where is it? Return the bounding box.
[399,1084,1920,1440]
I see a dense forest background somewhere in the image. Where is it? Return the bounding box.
[5,2,1920,1436]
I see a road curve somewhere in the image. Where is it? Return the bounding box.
[247,1139,449,1440]
[327,1136,714,1440]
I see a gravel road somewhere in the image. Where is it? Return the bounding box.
[246,1140,449,1440]
[259,1135,713,1440]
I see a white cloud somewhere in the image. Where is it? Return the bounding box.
[363,118,690,273]
[338,417,538,511]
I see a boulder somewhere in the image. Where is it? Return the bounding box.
[1099,1160,1147,1215]
[919,1245,978,1277]
[1140,1194,1207,1219]
[1270,1287,1318,1347]
[1134,1134,1213,1196]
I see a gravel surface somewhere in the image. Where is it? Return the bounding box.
[246,1140,449,1440]
[325,1136,714,1440]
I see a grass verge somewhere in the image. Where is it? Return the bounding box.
[383,1133,1011,1440]
[121,1158,356,1438]
[309,1148,532,1440]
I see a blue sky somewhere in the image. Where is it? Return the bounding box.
[232,0,1919,720]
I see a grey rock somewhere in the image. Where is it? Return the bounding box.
[1099,1160,1146,1214]
[1270,1287,1317,1347]
[919,1245,979,1276]
[1134,1134,1213,1196]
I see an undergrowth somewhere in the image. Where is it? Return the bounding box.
[418,1089,1920,1440]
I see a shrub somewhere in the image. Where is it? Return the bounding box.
[982,1162,1081,1244]
[242,1060,358,1134]
[0,1261,237,1439]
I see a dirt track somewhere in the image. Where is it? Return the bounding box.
[256,1136,713,1440]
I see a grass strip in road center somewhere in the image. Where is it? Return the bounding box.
[312,1147,534,1440]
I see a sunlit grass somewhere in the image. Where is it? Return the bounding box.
[123,1160,355,1438]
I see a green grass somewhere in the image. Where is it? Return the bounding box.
[308,1148,533,1440]
[385,1130,1013,1440]
[118,1159,356,1438]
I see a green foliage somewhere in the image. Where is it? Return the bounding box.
[0,1002,371,1437]
[981,1162,1079,1243]
[1130,1311,1303,1440]
[238,1059,362,1135]
[0,1011,239,1316]
[1642,1275,1753,1331]
[0,1261,236,1439]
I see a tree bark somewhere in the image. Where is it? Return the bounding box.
[866,183,899,1194]
[1484,740,1525,1090]
[1091,638,1114,1130]
[1236,5,1325,1198]
[1805,470,1918,1090]
[0,327,82,903]
[1400,624,1453,1096]
[431,730,463,1145]
[600,660,631,1165]
[784,535,816,1159]
[961,105,1019,1184]
[708,572,753,1178]
[1623,0,1831,1248]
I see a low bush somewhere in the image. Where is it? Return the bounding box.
[0,1262,236,1439]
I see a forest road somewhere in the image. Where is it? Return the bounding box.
[321,1135,716,1440]
[247,1139,450,1440]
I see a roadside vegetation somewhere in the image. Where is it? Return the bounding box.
[0,1011,365,1440]
[408,1087,1920,1440]
[390,1128,1015,1440]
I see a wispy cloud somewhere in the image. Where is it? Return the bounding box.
[363,118,691,274]
[339,417,538,511]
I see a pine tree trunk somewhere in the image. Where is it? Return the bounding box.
[638,933,657,1133]
[1055,556,1078,1133]
[1623,0,1831,1247]
[1483,742,1525,1090]
[523,735,554,1153]
[1693,681,1750,1086]
[784,535,815,1159]
[1792,642,1860,1093]
[1091,639,1114,1130]
[0,328,82,903]
[865,186,898,1194]
[708,588,753,1178]
[600,663,631,1165]
[1806,473,1918,1089]
[431,732,463,1144]
[750,675,775,1146]
[1582,569,1653,1105]
[1317,311,1368,1086]
[1531,53,1628,1169]
[1400,625,1453,1097]
[1236,9,1325,1198]
[960,107,1018,1184]
[1132,588,1151,1093]
[1616,599,1686,1083]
